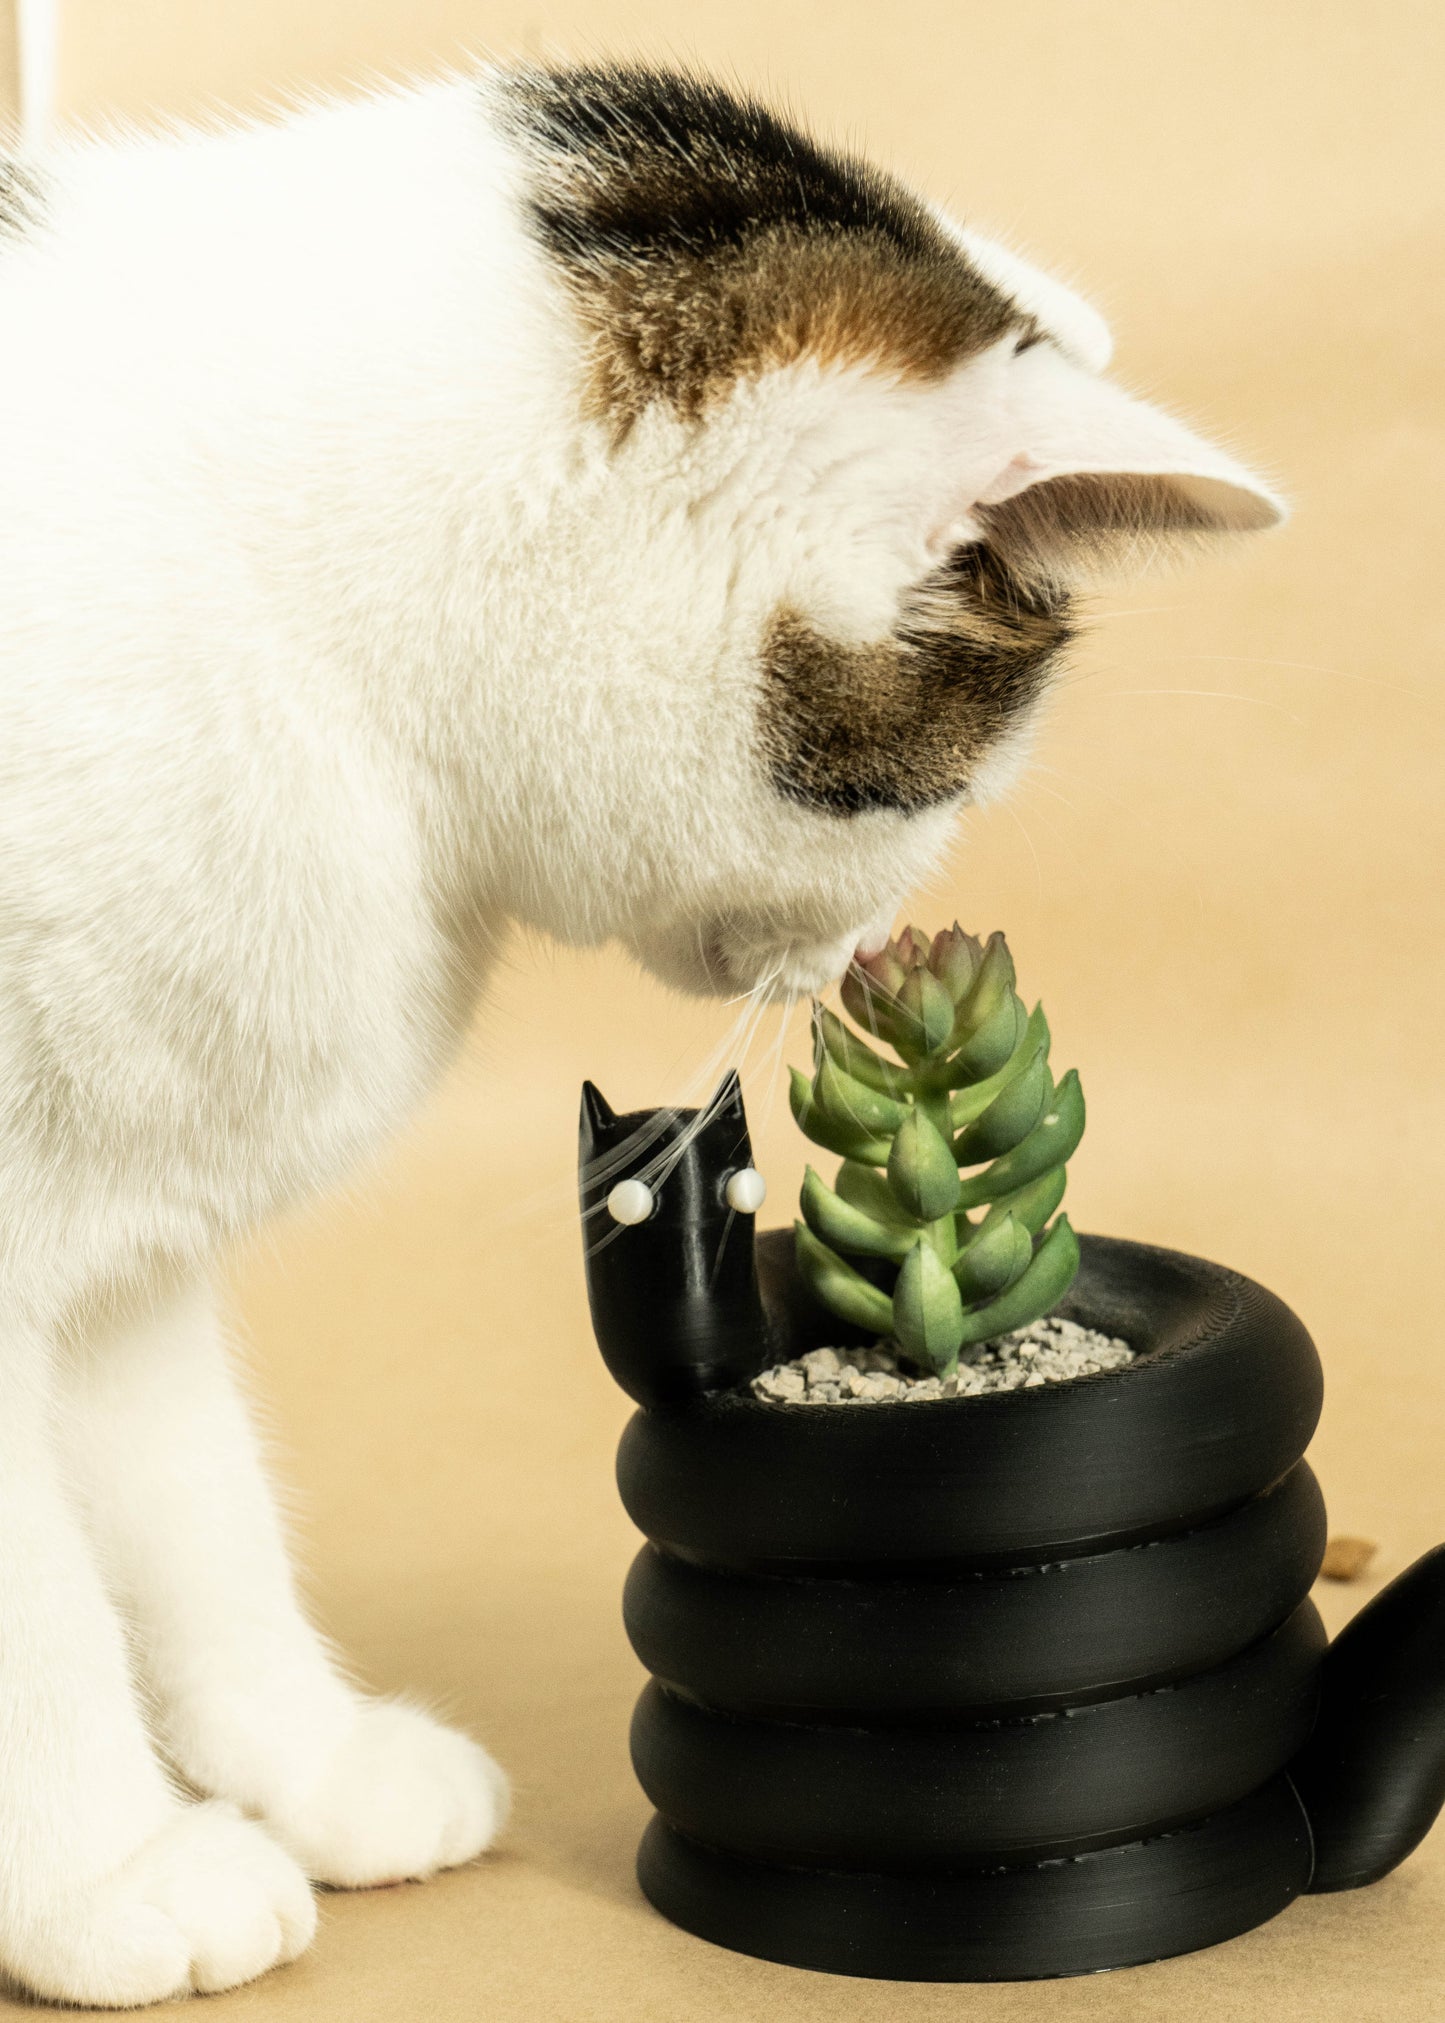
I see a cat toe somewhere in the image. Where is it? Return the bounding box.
[266,1700,510,1888]
[5,1803,315,2007]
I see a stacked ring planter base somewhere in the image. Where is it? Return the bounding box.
[579,1081,1445,1981]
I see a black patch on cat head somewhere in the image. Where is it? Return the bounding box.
[494,63,1031,427]
[579,1072,768,1406]
[758,545,1073,817]
[0,159,44,242]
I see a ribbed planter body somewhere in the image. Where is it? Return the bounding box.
[617,1229,1329,1979]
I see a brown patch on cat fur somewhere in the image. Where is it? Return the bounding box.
[759,546,1073,816]
[495,64,1029,429]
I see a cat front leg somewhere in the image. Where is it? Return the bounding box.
[58,1271,510,1891]
[0,1310,314,2006]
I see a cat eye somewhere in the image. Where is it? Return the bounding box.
[606,1178,656,1225]
[725,1168,767,1214]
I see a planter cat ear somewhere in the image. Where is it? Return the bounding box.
[579,1075,771,1408]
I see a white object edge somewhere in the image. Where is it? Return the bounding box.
[15,0,57,145]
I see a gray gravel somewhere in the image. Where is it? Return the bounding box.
[751,1316,1133,1404]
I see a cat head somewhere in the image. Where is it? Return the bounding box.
[578,1071,770,1403]
[489,64,1282,1000]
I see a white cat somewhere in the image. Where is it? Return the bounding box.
[0,61,1280,2005]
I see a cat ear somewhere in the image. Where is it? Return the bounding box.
[954,226,1115,373]
[967,345,1284,582]
[579,1080,618,1153]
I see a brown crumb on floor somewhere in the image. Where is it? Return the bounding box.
[1320,1535,1379,1581]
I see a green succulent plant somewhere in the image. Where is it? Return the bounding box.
[790,926,1085,1378]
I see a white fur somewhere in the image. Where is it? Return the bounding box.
[0,72,1277,2003]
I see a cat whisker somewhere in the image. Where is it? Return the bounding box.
[575,960,786,1229]
[708,1207,739,1290]
[1083,684,1298,714]
[756,986,798,1129]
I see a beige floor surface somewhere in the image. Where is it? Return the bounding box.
[6,1,1445,2016]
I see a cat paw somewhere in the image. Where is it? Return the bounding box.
[265,1701,510,1888]
[5,1803,315,2008]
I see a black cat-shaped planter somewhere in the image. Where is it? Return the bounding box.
[580,1075,1445,1981]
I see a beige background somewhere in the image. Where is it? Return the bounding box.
[0,6,15,125]
[11,3,1445,2016]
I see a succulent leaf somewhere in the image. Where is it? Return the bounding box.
[928,923,983,1004]
[864,941,911,993]
[956,1216,1081,1348]
[935,1002,1049,1104]
[892,1240,966,1376]
[814,1006,911,1099]
[887,1109,962,1221]
[892,967,956,1062]
[954,1211,1034,1301]
[814,1054,910,1137]
[801,1166,915,1261]
[976,1164,1068,1239]
[839,964,902,1048]
[954,989,1028,1079]
[794,1222,896,1334]
[956,1069,1086,1208]
[953,931,1016,1040]
[836,1160,918,1227]
[954,1052,1054,1166]
[789,1067,892,1164]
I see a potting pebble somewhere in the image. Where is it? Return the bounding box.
[751,1316,1133,1404]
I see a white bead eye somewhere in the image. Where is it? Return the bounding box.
[725,1167,767,1214]
[606,1178,655,1225]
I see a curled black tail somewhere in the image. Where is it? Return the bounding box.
[1290,1545,1445,1891]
